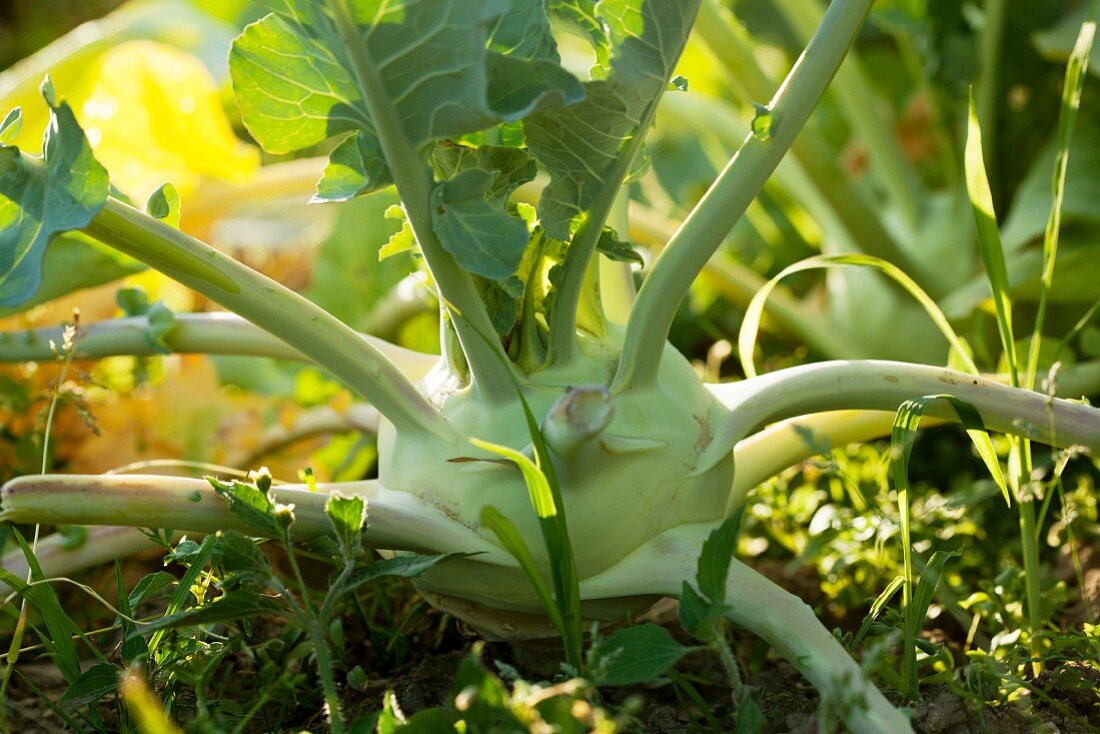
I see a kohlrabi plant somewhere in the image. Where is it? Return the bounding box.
[3,2,1100,732]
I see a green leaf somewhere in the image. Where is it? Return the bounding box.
[430,142,537,208]
[326,553,461,608]
[893,394,1009,505]
[325,492,367,560]
[696,508,744,604]
[485,54,585,121]
[230,0,577,202]
[144,183,181,229]
[57,663,120,713]
[850,574,904,651]
[0,81,109,307]
[149,535,219,655]
[431,169,530,280]
[135,593,288,636]
[479,505,567,639]
[0,529,85,683]
[115,286,177,353]
[489,0,559,63]
[595,226,643,265]
[678,580,722,639]
[740,254,979,379]
[591,623,690,686]
[0,108,21,144]
[0,232,144,317]
[207,475,279,536]
[964,92,1018,383]
[525,0,700,238]
[218,531,273,592]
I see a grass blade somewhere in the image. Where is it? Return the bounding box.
[738,254,978,379]
[1025,0,1099,389]
[964,90,1018,385]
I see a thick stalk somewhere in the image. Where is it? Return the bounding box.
[545,66,677,365]
[629,205,864,360]
[615,0,873,391]
[691,1,916,276]
[774,0,923,232]
[82,199,450,439]
[580,523,912,734]
[0,475,503,561]
[701,360,1100,471]
[325,0,513,403]
[0,313,437,380]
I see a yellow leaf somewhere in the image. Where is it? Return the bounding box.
[77,41,258,202]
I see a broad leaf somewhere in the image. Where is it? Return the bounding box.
[590,623,690,686]
[57,664,120,712]
[230,0,580,202]
[525,0,700,238]
[430,169,531,280]
[0,82,109,307]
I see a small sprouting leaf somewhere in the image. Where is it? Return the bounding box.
[431,169,530,280]
[696,508,745,604]
[734,689,765,734]
[850,574,904,650]
[115,286,177,353]
[207,475,279,536]
[751,103,773,141]
[0,108,21,144]
[678,580,720,639]
[379,204,417,261]
[325,493,367,560]
[57,663,120,712]
[144,183,181,229]
[590,623,691,686]
[669,75,689,92]
[0,83,109,307]
[595,227,643,265]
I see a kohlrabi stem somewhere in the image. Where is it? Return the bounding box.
[545,81,674,366]
[691,2,917,278]
[701,360,1100,471]
[580,523,912,734]
[325,0,514,403]
[0,313,437,378]
[629,205,864,360]
[600,193,636,326]
[615,0,873,392]
[774,0,923,233]
[82,199,450,440]
[0,475,504,560]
